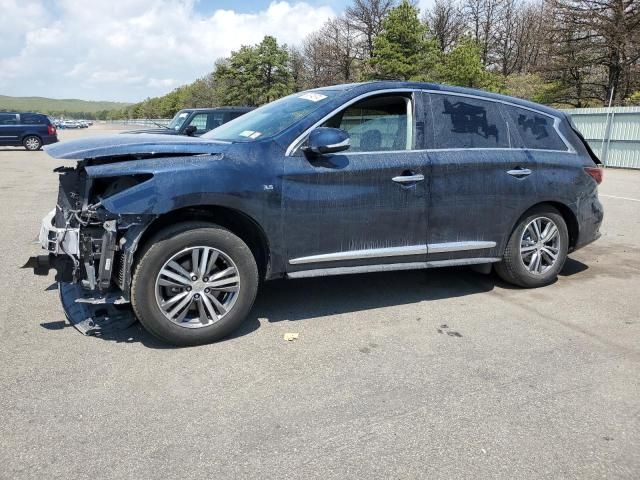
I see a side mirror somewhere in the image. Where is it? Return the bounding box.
[301,127,350,156]
[184,125,197,136]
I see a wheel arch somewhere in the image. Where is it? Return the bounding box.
[22,133,42,143]
[132,205,271,280]
[511,200,579,251]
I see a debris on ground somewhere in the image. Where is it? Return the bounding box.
[283,332,299,342]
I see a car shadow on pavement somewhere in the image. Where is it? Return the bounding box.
[559,257,589,276]
[236,258,589,338]
[252,267,495,324]
[38,259,590,348]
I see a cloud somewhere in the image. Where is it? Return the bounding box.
[0,0,335,102]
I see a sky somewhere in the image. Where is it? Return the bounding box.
[0,0,433,102]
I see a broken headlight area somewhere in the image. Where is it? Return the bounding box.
[27,164,155,335]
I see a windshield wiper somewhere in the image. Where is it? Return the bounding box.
[151,120,171,129]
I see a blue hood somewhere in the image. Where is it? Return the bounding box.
[44,133,230,160]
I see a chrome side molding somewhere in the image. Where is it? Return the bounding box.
[289,245,428,265]
[427,241,496,253]
[288,241,497,265]
[287,257,502,279]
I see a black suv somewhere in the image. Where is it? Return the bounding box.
[29,82,603,346]
[0,112,58,150]
[127,107,253,137]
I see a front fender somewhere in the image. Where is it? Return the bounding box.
[87,154,270,216]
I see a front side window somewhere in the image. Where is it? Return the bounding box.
[429,94,509,149]
[0,113,18,125]
[505,106,567,151]
[187,113,208,133]
[202,90,340,142]
[321,95,413,152]
[187,113,224,133]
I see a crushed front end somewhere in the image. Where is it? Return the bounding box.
[28,163,153,335]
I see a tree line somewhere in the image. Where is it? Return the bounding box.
[110,0,640,120]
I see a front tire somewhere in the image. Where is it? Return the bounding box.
[131,222,259,346]
[23,135,42,151]
[495,206,569,288]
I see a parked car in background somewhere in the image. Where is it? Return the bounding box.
[0,112,58,150]
[58,120,79,129]
[126,107,253,136]
[29,81,603,346]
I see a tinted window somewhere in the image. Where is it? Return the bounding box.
[206,112,224,130]
[21,113,47,125]
[227,111,246,121]
[429,94,509,149]
[322,95,412,152]
[0,113,18,125]
[505,106,567,151]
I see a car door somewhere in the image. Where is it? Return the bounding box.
[424,92,538,261]
[0,113,20,145]
[282,91,430,273]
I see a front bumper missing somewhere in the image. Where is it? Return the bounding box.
[28,209,136,336]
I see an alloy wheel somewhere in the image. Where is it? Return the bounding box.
[154,246,241,328]
[519,216,561,275]
[25,137,40,150]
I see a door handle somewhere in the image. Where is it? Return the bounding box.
[392,174,424,184]
[507,168,532,178]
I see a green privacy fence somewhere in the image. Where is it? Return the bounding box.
[563,106,640,169]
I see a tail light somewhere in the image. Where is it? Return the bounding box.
[584,167,603,185]
[48,124,56,135]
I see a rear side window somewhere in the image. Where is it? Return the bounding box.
[504,106,567,151]
[0,113,18,125]
[206,112,225,130]
[20,114,48,125]
[226,111,245,121]
[429,94,510,149]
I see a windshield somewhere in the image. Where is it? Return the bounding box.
[168,111,190,130]
[202,90,340,142]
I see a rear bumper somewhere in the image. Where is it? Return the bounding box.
[573,195,604,251]
[42,134,59,145]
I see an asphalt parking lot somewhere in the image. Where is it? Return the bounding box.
[1,125,639,479]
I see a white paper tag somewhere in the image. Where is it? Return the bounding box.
[299,92,327,102]
[239,130,255,137]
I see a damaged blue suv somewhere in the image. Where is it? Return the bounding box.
[28,82,603,346]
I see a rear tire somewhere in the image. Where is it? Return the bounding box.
[495,206,568,288]
[23,135,42,151]
[131,222,259,346]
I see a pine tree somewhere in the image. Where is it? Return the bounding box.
[369,1,439,80]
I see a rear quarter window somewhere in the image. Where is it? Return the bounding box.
[504,106,567,151]
[429,94,510,149]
